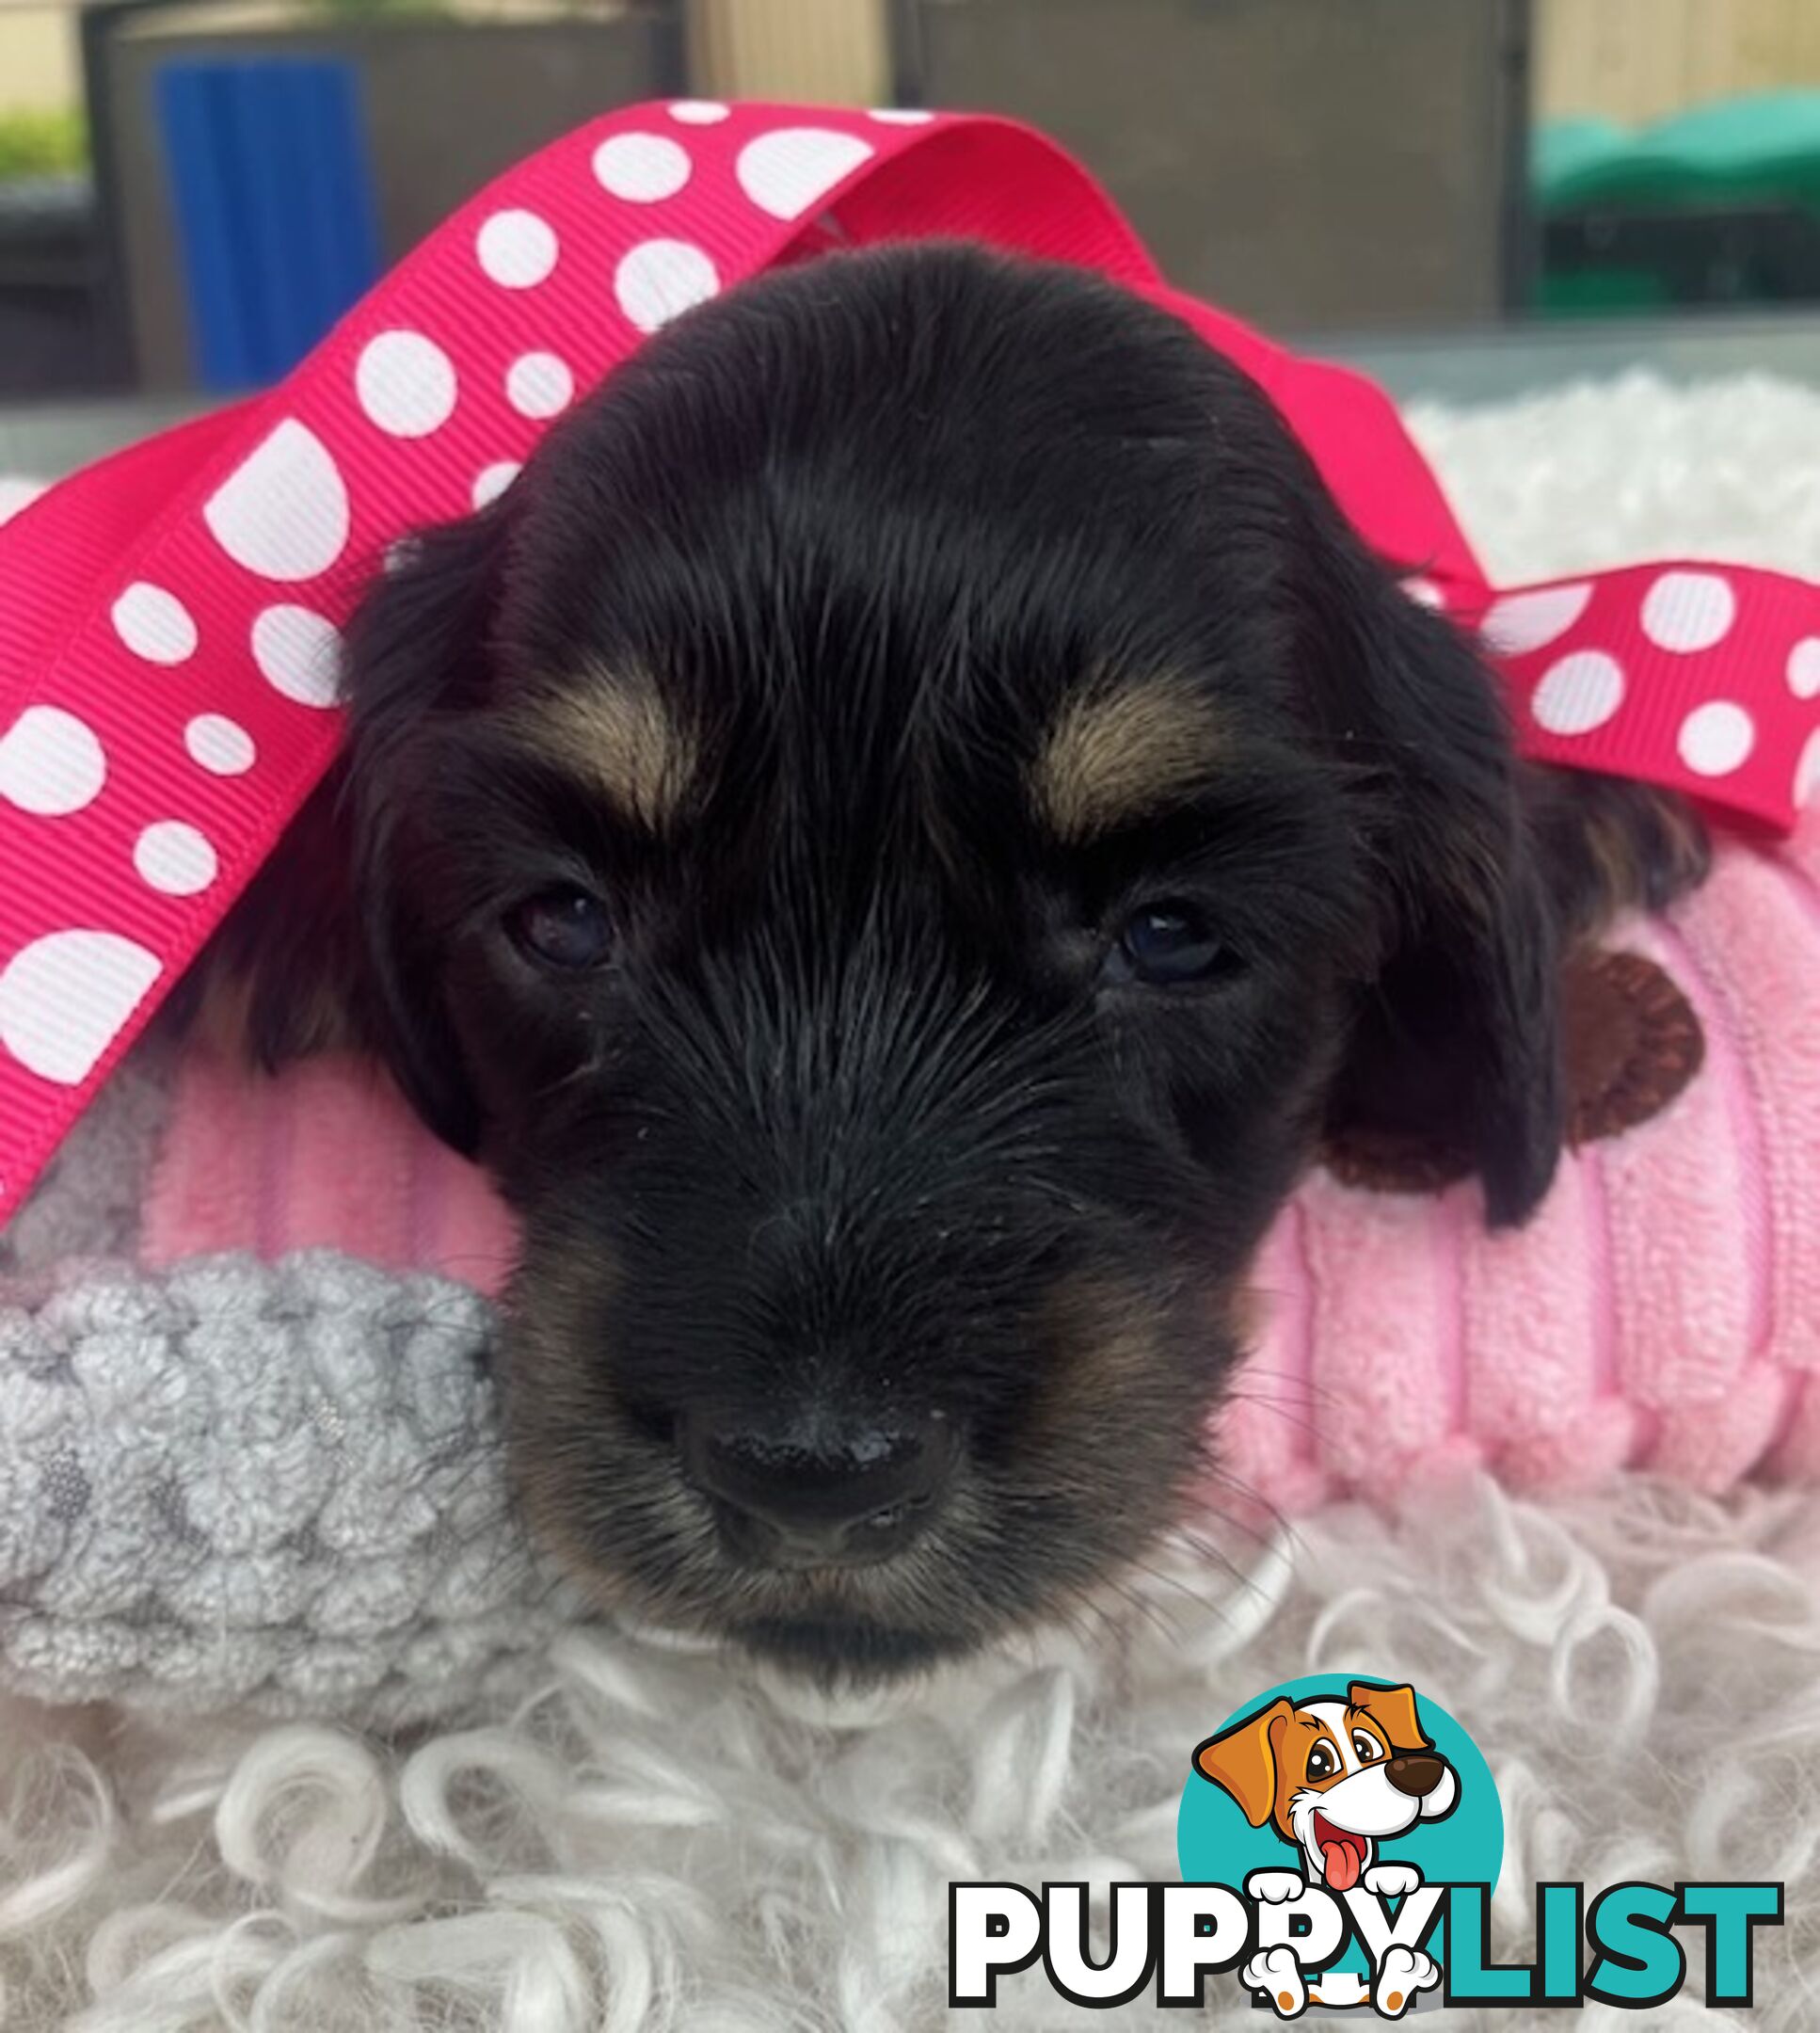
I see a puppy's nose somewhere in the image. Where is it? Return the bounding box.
[681,1411,958,1567]
[1385,1753,1445,1799]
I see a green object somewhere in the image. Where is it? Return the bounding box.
[1534,91,1820,216]
[1532,91,1820,314]
[0,109,88,182]
[1534,267,1669,317]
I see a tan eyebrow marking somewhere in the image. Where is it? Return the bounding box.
[1032,676,1225,841]
[515,668,696,829]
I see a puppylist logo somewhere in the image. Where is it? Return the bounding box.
[950,1675,1781,2016]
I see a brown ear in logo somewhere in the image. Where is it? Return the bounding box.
[1346,1680,1430,1754]
[1192,1696,1296,1828]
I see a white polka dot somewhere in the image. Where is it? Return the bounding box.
[0,706,106,816]
[1788,638,1820,700]
[475,208,558,289]
[1480,583,1593,656]
[1402,577,1445,610]
[735,128,875,220]
[0,930,161,1087]
[593,132,693,202]
[869,107,934,124]
[356,329,457,439]
[134,821,217,896]
[1678,699,1754,777]
[0,479,44,527]
[1532,649,1625,736]
[615,238,720,333]
[203,419,349,582]
[1640,569,1735,653]
[472,462,521,509]
[185,713,255,776]
[251,605,342,709]
[506,351,574,420]
[1796,728,1820,808]
[668,100,729,124]
[110,581,198,664]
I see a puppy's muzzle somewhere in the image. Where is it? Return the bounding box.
[1385,1753,1446,1800]
[680,1409,961,1569]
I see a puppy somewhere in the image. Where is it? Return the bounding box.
[1193,1680,1457,1895]
[195,242,1707,1679]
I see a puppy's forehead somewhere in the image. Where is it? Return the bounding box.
[1296,1699,1359,1775]
[491,244,1303,857]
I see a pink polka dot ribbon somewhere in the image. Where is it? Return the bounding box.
[0,101,1814,1229]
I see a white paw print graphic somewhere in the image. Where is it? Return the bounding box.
[1246,1868,1307,1904]
[1374,1944,1441,2018]
[1243,1945,1306,2018]
[1364,1862,1422,1900]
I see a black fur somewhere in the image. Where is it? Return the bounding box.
[205,243,1700,1679]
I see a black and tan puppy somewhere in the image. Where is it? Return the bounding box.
[198,244,1705,1679]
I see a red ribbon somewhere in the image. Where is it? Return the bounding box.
[0,102,1813,1228]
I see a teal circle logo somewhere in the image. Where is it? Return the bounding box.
[1177,1674,1501,1891]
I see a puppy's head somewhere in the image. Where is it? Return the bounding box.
[1193,1682,1456,1884]
[333,245,1559,1679]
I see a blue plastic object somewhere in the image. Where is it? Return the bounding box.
[155,57,383,392]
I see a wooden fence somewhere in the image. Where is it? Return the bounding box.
[1537,0,1820,122]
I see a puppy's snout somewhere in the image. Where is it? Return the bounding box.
[1385,1753,1445,1799]
[681,1410,960,1568]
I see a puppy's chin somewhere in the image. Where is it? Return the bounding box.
[497,1296,1234,1685]
[504,1415,1007,1684]
[726,1613,965,1683]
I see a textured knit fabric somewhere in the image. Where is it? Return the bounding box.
[0,1246,576,1723]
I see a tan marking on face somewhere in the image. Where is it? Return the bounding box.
[503,1244,637,1605]
[1033,676,1223,841]
[1023,1271,1198,1461]
[519,668,695,829]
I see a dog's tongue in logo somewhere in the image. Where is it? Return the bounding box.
[1315,1811,1368,1891]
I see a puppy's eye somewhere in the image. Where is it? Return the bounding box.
[507,888,614,971]
[1305,1742,1336,1781]
[1352,1732,1381,1764]
[1105,902,1237,987]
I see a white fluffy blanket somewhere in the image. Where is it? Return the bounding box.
[4,369,1820,2030]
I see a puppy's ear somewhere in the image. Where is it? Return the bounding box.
[1346,1681,1430,1756]
[1193,1696,1294,1827]
[183,511,504,1133]
[335,507,514,1155]
[1300,522,1563,1227]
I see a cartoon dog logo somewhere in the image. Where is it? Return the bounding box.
[1193,1680,1456,2016]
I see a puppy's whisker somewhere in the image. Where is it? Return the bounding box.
[1214,1391,1341,1452]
